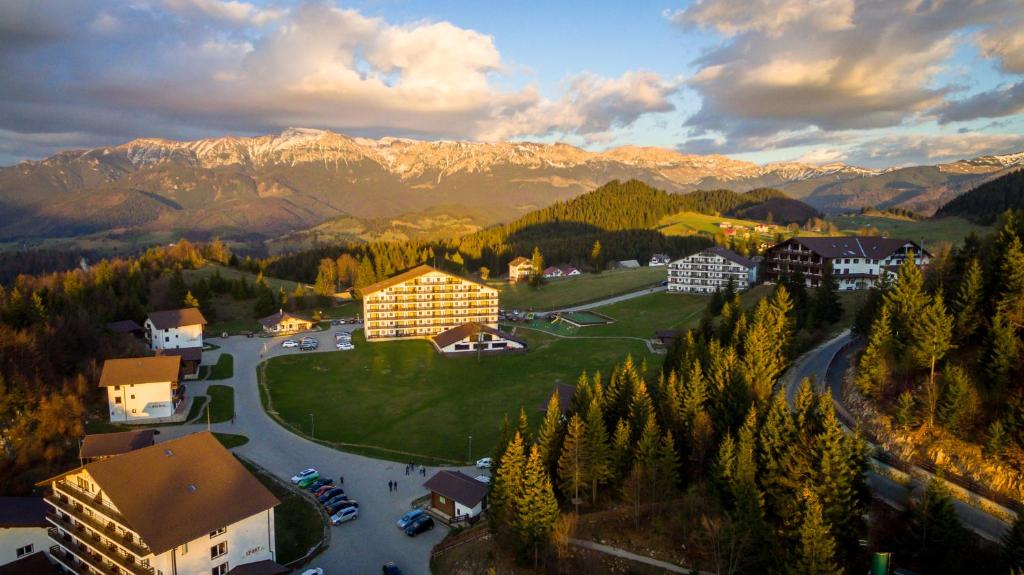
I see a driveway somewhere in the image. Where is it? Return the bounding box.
[157,327,482,574]
[553,285,667,313]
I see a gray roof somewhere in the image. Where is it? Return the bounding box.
[423,470,489,507]
[776,236,929,260]
[705,246,756,269]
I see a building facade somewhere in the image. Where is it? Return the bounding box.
[507,257,533,283]
[361,265,498,342]
[258,310,314,335]
[667,247,756,294]
[431,323,527,355]
[100,356,182,423]
[41,432,279,575]
[764,237,930,290]
[423,471,489,522]
[0,497,50,569]
[145,308,207,351]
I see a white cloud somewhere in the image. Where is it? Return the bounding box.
[668,0,854,37]
[978,16,1024,74]
[847,132,1024,167]
[162,0,283,26]
[794,148,847,164]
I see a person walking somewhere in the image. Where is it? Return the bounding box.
[339,476,344,485]
[388,480,393,492]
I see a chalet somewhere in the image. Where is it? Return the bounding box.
[668,247,757,294]
[423,471,489,523]
[764,236,930,290]
[145,308,207,351]
[649,254,671,267]
[39,432,282,575]
[508,257,534,283]
[155,346,203,379]
[0,497,50,571]
[99,356,183,423]
[560,265,581,276]
[79,430,157,463]
[259,310,314,335]
[360,265,498,342]
[432,322,527,355]
[542,266,563,278]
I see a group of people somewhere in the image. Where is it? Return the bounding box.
[405,463,427,477]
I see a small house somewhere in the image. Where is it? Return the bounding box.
[542,266,563,278]
[145,308,207,351]
[508,257,534,283]
[423,471,489,522]
[259,309,315,335]
[432,322,527,355]
[0,497,50,571]
[99,356,183,423]
[560,265,581,276]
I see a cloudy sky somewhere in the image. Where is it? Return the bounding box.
[1,0,1022,167]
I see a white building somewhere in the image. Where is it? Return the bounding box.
[423,471,489,522]
[667,247,757,294]
[764,236,930,290]
[431,322,527,355]
[100,356,183,423]
[145,308,207,351]
[507,257,534,283]
[40,432,282,575]
[0,497,50,570]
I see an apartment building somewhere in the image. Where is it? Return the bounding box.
[40,432,280,575]
[145,308,207,352]
[100,356,183,423]
[507,257,533,283]
[667,247,757,294]
[764,236,930,290]
[360,265,499,342]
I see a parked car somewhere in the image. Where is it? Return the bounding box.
[282,340,299,348]
[396,509,425,529]
[330,319,341,326]
[313,484,336,498]
[300,342,319,351]
[290,468,318,483]
[325,499,355,515]
[404,515,435,537]
[318,488,345,503]
[382,562,402,575]
[475,457,492,469]
[307,478,334,492]
[330,506,359,525]
[300,569,323,575]
[336,342,355,351]
[297,474,321,489]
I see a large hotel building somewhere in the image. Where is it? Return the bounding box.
[360,265,499,342]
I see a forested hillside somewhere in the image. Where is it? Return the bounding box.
[934,170,1024,223]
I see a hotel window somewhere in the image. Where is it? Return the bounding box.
[212,563,229,575]
[210,527,226,538]
[211,541,227,559]
[16,545,33,558]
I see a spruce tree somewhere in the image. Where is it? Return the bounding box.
[999,235,1024,328]
[895,391,917,429]
[795,491,842,575]
[492,432,526,533]
[656,430,680,495]
[809,261,842,328]
[516,408,532,446]
[987,311,1020,389]
[628,380,655,439]
[583,400,611,503]
[813,406,866,562]
[911,294,955,426]
[908,478,967,574]
[937,365,974,434]
[536,391,563,474]
[530,246,544,288]
[952,257,984,342]
[517,445,560,567]
[986,419,1008,457]
[885,253,928,352]
[589,240,603,272]
[556,414,587,504]
[1002,512,1024,572]
[611,419,633,482]
[855,303,894,399]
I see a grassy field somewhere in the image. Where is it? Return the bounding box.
[492,267,666,310]
[241,460,324,564]
[213,432,249,449]
[263,329,652,463]
[204,385,234,423]
[656,211,788,237]
[570,292,710,338]
[203,353,234,380]
[829,214,990,246]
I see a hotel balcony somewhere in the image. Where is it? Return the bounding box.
[48,526,155,575]
[45,504,150,559]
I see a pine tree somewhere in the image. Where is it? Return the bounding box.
[583,399,611,503]
[952,257,984,342]
[291,283,306,309]
[795,491,842,575]
[492,432,526,532]
[855,303,894,399]
[589,240,603,272]
[628,380,655,438]
[885,253,928,352]
[516,408,532,446]
[516,445,560,567]
[937,365,974,434]
[536,391,563,474]
[611,419,633,482]
[656,430,680,495]
[908,478,968,574]
[986,419,1008,457]
[556,414,587,505]
[987,311,1020,389]
[999,235,1024,328]
[813,406,866,561]
[911,294,954,426]
[895,391,917,429]
[354,257,376,289]
[183,290,200,309]
[809,261,842,328]
[1002,512,1024,572]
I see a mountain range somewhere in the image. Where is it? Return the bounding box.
[1,128,1021,248]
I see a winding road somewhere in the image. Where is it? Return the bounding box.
[156,328,481,574]
[782,330,1012,541]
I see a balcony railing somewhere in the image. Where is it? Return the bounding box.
[48,520,154,575]
[52,481,133,534]
[45,506,149,558]
[48,535,143,575]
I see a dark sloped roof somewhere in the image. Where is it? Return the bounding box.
[423,470,489,507]
[98,356,180,387]
[80,430,157,459]
[226,560,290,575]
[155,346,203,362]
[538,383,575,414]
[0,552,59,575]
[705,246,756,268]
[0,497,48,527]
[782,236,929,260]
[147,307,208,330]
[259,309,313,328]
[82,431,279,555]
[432,322,526,349]
[509,256,530,266]
[107,320,143,333]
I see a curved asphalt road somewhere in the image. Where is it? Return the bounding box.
[782,330,1011,541]
[156,329,482,574]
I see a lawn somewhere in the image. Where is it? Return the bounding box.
[263,329,653,463]
[204,385,235,423]
[203,353,234,380]
[829,214,990,246]
[492,266,666,310]
[657,211,784,237]
[577,292,709,338]
[241,460,324,565]
[213,432,249,449]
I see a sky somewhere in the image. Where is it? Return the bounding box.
[0,0,1022,168]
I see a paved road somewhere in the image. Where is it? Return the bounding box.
[553,285,667,313]
[568,539,713,574]
[781,330,1011,541]
[157,328,483,574]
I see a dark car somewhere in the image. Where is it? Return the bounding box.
[382,562,402,575]
[325,498,355,515]
[404,515,435,537]
[318,488,345,503]
[307,478,334,492]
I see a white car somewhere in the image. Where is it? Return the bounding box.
[290,468,318,484]
[476,457,492,469]
[282,340,299,348]
[336,342,355,351]
[330,506,359,525]
[300,569,324,575]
